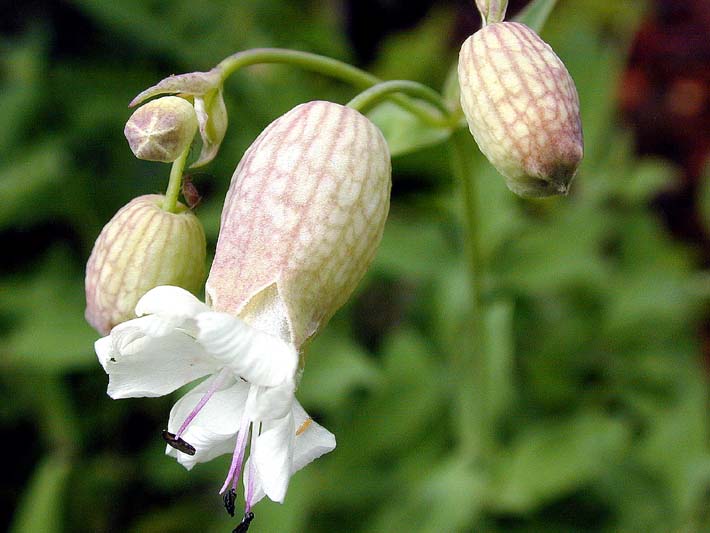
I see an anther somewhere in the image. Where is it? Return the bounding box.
[161,430,196,455]
[232,512,254,533]
[223,488,236,517]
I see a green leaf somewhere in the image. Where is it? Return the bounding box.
[0,140,66,230]
[371,7,455,84]
[0,31,46,154]
[495,200,611,293]
[368,101,451,158]
[0,248,97,373]
[620,159,675,204]
[341,328,445,455]
[10,455,72,533]
[515,0,560,33]
[298,326,382,410]
[367,457,486,533]
[374,211,455,279]
[491,413,630,512]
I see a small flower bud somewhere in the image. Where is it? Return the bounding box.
[458,22,583,197]
[124,96,198,162]
[85,194,206,334]
[475,0,508,25]
[129,68,227,167]
[206,101,391,347]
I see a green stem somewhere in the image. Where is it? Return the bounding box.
[218,48,379,89]
[217,48,447,128]
[449,129,491,462]
[347,80,453,127]
[450,130,483,324]
[162,146,190,213]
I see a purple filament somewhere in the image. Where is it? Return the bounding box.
[176,368,230,438]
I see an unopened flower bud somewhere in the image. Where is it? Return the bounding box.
[129,69,227,167]
[85,194,206,334]
[458,22,583,197]
[475,0,508,25]
[206,101,391,347]
[124,96,198,162]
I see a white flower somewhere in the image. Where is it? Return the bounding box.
[95,285,335,510]
[92,100,391,525]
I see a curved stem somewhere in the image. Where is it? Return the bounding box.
[162,146,190,213]
[217,48,448,128]
[218,48,379,89]
[347,80,453,127]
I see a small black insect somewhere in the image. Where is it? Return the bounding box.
[161,430,196,456]
[223,488,237,517]
[232,511,255,533]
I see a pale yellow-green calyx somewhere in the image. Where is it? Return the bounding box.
[85,194,206,334]
[124,96,198,163]
[458,22,583,198]
[206,101,392,348]
[475,0,508,25]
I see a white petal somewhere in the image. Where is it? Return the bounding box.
[249,380,296,421]
[166,376,249,469]
[95,335,113,371]
[291,401,336,473]
[102,317,219,399]
[196,312,298,387]
[243,457,266,505]
[135,286,209,318]
[251,413,295,503]
[247,401,336,506]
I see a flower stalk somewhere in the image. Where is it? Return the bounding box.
[449,128,491,460]
[163,145,191,213]
[346,80,453,127]
[216,48,449,130]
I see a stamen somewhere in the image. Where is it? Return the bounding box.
[220,419,250,493]
[223,488,236,517]
[220,387,257,494]
[176,368,230,438]
[161,430,196,455]
[232,512,254,533]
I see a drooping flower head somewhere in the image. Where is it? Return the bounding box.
[207,100,392,348]
[458,22,583,197]
[94,100,391,521]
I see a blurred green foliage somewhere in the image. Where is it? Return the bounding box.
[2,1,710,532]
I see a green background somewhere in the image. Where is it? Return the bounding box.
[3,0,710,531]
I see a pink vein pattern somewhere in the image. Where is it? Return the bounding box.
[458,22,583,197]
[206,101,391,348]
[85,194,206,334]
